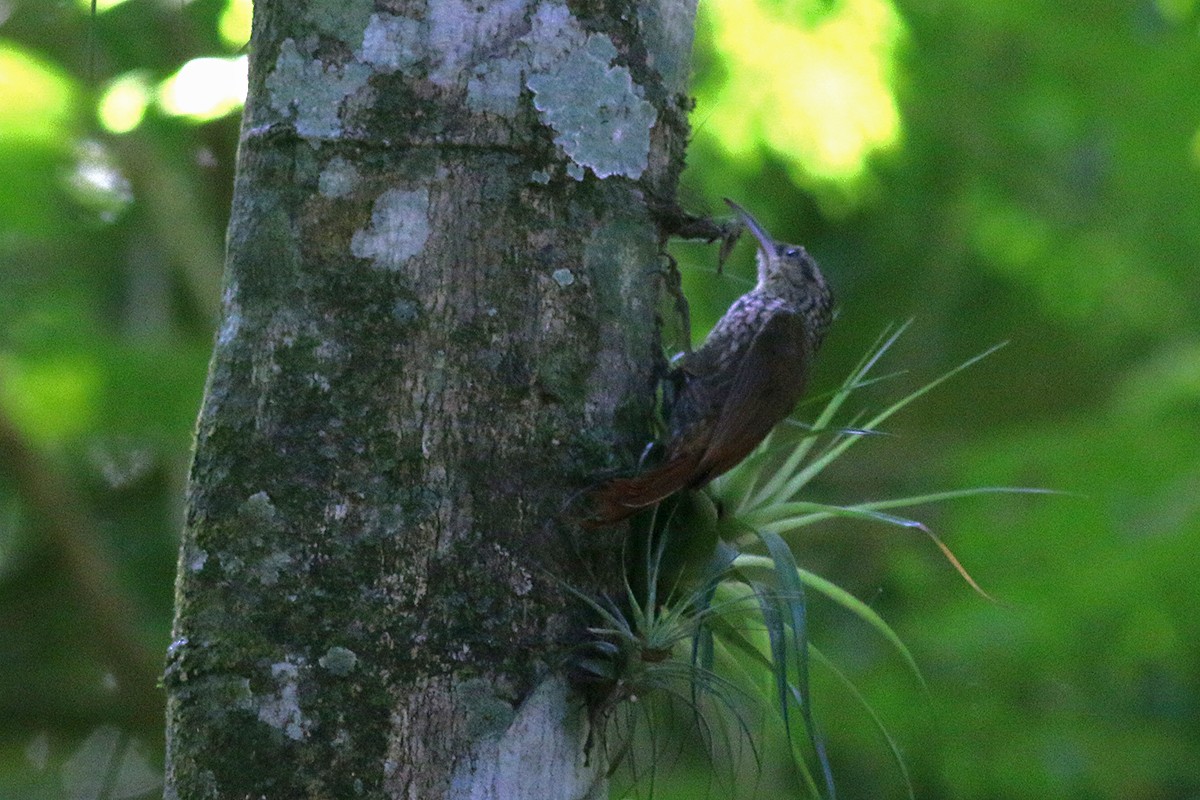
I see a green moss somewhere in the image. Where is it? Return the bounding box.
[534,348,588,405]
[447,315,492,350]
[571,423,616,462]
[228,189,298,302]
[372,73,446,140]
[305,0,373,45]
[612,390,657,454]
[584,211,655,317]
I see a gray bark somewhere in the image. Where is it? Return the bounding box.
[163,1,697,798]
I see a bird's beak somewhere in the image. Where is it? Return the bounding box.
[724,198,776,254]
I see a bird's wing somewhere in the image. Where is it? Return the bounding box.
[668,307,756,440]
[693,309,810,482]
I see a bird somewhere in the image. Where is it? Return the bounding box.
[588,199,834,525]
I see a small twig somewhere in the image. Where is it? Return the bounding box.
[646,197,743,274]
[647,198,738,244]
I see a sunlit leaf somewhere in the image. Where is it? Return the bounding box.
[0,354,100,443]
[97,72,152,134]
[0,42,77,145]
[75,0,131,12]
[697,0,905,201]
[157,56,248,122]
[220,0,254,49]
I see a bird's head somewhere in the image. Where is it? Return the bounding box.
[724,198,828,301]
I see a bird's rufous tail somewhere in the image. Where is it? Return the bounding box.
[584,451,704,526]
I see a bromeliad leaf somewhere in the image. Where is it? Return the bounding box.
[754,528,836,799]
[734,553,925,689]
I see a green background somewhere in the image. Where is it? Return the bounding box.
[2,0,1198,797]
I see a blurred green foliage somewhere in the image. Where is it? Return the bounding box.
[1,0,1198,797]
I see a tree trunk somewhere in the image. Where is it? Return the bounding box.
[163,2,697,798]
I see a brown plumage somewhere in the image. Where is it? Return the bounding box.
[588,199,834,525]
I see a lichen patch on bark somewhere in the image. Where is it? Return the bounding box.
[350,187,432,271]
[527,22,657,180]
[267,39,372,138]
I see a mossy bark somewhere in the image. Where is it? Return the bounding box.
[162,1,697,798]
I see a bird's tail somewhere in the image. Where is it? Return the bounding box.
[583,451,703,526]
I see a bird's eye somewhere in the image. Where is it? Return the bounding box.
[785,247,800,258]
